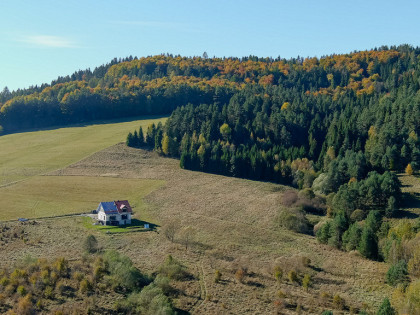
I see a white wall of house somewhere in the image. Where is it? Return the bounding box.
[98,211,131,225]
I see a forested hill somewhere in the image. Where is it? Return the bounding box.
[0,45,419,136]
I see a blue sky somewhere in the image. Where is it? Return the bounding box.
[1,0,420,91]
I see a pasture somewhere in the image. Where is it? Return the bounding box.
[0,175,164,220]
[0,116,166,186]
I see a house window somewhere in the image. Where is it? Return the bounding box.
[110,216,116,220]
[121,215,127,220]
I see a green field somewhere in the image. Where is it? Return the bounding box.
[0,175,164,220]
[0,116,166,220]
[0,116,166,186]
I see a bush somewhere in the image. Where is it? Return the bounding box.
[235,268,245,283]
[276,208,311,234]
[158,255,189,281]
[350,209,365,221]
[302,274,311,290]
[273,266,283,282]
[84,234,98,254]
[17,285,26,296]
[116,283,175,315]
[386,260,408,287]
[333,294,345,310]
[214,270,222,283]
[104,250,149,291]
[288,270,298,283]
[153,275,173,296]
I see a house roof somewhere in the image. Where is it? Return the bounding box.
[97,200,133,215]
[97,202,118,214]
[115,200,133,213]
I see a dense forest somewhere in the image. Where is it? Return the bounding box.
[121,47,420,312]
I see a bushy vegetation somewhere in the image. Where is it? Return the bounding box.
[0,251,179,314]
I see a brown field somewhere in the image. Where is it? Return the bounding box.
[0,143,398,314]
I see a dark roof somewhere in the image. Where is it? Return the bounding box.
[114,200,133,213]
[97,200,133,214]
[97,202,118,214]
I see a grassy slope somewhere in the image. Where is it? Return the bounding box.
[0,116,166,186]
[0,116,166,220]
[41,144,393,314]
[0,176,163,220]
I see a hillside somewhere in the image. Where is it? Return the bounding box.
[0,116,165,218]
[0,144,396,314]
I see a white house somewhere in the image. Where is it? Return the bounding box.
[96,200,132,226]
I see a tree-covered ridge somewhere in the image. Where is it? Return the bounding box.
[1,45,419,132]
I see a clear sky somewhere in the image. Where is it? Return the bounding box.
[1,0,420,91]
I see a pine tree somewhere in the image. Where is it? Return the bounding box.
[138,126,145,146]
[126,132,134,147]
[358,226,378,259]
[376,298,396,315]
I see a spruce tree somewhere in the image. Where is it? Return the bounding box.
[358,226,378,259]
[376,298,396,315]
[138,126,145,146]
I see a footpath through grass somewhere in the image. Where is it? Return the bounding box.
[0,116,166,186]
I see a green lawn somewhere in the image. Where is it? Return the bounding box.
[81,217,158,234]
[0,116,166,186]
[0,175,164,221]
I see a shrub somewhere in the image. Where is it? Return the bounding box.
[158,255,189,281]
[17,285,26,296]
[79,279,92,294]
[301,256,311,267]
[0,276,9,286]
[16,295,33,315]
[153,275,173,296]
[104,250,149,291]
[386,260,408,287]
[214,270,222,283]
[276,208,311,234]
[333,294,345,310]
[116,283,175,315]
[273,266,283,282]
[350,209,365,221]
[302,274,311,290]
[288,270,298,283]
[44,286,54,299]
[321,311,333,315]
[84,234,98,254]
[235,268,245,284]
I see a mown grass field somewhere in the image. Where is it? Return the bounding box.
[0,175,164,220]
[0,116,166,186]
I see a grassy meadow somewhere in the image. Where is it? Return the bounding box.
[0,116,166,220]
[0,116,166,186]
[0,175,164,221]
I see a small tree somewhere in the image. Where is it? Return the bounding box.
[386,260,408,287]
[179,226,196,250]
[288,270,298,283]
[214,270,222,283]
[376,298,396,315]
[138,126,145,146]
[162,219,179,243]
[302,274,311,291]
[84,234,98,254]
[235,268,245,284]
[405,163,413,175]
[273,266,283,282]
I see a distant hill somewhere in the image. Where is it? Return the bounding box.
[1,45,419,136]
